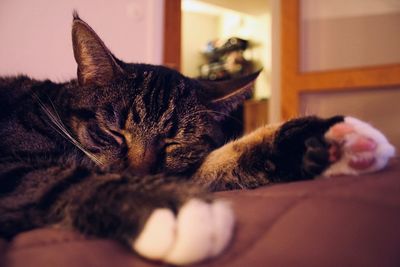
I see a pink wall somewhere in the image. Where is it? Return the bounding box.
[0,0,164,81]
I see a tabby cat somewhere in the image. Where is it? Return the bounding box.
[0,14,395,265]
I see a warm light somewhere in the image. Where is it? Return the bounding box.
[182,0,272,99]
[182,0,237,15]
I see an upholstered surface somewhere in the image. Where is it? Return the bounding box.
[2,158,399,267]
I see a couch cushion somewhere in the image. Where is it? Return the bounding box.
[2,158,400,267]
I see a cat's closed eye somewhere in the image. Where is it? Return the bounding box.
[86,124,123,148]
[163,139,181,154]
[108,130,126,146]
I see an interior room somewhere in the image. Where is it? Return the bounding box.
[181,0,271,136]
[0,1,400,267]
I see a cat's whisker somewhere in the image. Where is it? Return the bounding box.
[33,95,104,166]
[48,97,63,122]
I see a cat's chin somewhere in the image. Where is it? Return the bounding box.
[133,199,234,265]
[323,117,395,176]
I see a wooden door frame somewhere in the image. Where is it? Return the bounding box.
[163,0,181,70]
[164,0,400,120]
[281,0,400,120]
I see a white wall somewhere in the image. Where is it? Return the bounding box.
[218,12,271,99]
[182,12,219,77]
[0,0,164,81]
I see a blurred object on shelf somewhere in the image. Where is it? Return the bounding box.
[197,37,264,141]
[203,37,249,60]
[199,37,256,81]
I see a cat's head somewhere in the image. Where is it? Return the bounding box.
[68,13,260,175]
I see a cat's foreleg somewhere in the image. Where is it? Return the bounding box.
[193,116,396,191]
[64,175,234,266]
[193,124,282,190]
[272,116,395,177]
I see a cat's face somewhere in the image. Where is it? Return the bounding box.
[69,65,223,175]
[69,14,259,175]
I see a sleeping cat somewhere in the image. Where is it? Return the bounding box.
[0,13,395,265]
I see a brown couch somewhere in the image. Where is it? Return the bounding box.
[2,158,399,267]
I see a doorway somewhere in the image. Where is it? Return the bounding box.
[164,0,272,137]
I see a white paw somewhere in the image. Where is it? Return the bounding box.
[323,117,395,176]
[133,199,234,265]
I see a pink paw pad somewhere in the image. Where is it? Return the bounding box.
[327,136,377,169]
[347,136,377,170]
[327,123,355,141]
[323,117,395,176]
[349,136,377,153]
[327,123,378,170]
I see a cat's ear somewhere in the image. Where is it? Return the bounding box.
[200,70,261,120]
[71,12,124,86]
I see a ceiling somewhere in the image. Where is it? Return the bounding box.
[195,0,270,16]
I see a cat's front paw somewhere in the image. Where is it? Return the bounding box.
[323,117,395,176]
[133,199,234,265]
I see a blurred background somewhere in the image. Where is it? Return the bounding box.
[0,0,399,147]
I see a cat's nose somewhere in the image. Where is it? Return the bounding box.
[128,141,158,175]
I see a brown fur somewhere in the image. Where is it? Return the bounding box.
[194,123,283,190]
[0,14,344,250]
